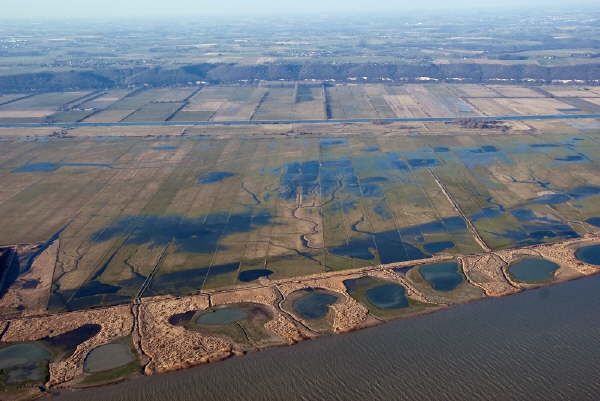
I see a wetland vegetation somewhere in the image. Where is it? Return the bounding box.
[343,277,434,319]
[3,5,600,400]
[0,343,51,391]
[0,129,599,314]
[0,323,102,393]
[283,289,340,332]
[5,124,599,398]
[79,337,141,388]
[292,290,338,320]
[169,303,275,345]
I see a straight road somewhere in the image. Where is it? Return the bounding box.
[0,113,600,129]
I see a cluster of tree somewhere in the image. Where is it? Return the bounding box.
[454,118,509,131]
[3,62,600,92]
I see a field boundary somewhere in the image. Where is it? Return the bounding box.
[2,113,600,129]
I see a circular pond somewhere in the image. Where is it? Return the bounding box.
[508,257,559,283]
[292,290,338,320]
[0,343,51,384]
[419,261,463,292]
[197,307,249,325]
[366,284,409,309]
[84,343,135,373]
[575,245,600,266]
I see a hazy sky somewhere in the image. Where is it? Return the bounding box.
[3,0,598,19]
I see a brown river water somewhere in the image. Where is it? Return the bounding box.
[55,274,600,401]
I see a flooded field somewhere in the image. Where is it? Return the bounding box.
[1,128,600,315]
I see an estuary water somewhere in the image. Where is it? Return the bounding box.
[56,274,600,401]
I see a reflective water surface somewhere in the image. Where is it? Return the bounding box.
[55,275,600,401]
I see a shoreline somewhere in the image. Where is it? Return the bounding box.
[2,234,600,399]
[51,264,600,400]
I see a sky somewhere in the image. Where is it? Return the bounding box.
[3,0,598,19]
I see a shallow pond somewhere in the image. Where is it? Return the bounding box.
[238,269,273,282]
[12,162,60,173]
[198,171,235,184]
[575,245,600,266]
[408,158,440,168]
[366,284,409,309]
[530,193,571,205]
[84,343,135,373]
[197,307,249,325]
[508,257,559,283]
[292,290,338,320]
[586,217,600,228]
[419,261,463,292]
[555,155,585,162]
[169,303,273,344]
[0,343,51,384]
[424,241,455,254]
[12,162,112,173]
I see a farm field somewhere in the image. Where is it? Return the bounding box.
[0,94,30,105]
[3,84,600,126]
[176,86,267,122]
[293,84,326,120]
[6,11,600,399]
[1,123,600,316]
[0,92,93,123]
[252,87,296,120]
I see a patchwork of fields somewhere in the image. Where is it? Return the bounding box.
[1,127,600,315]
[3,84,600,124]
